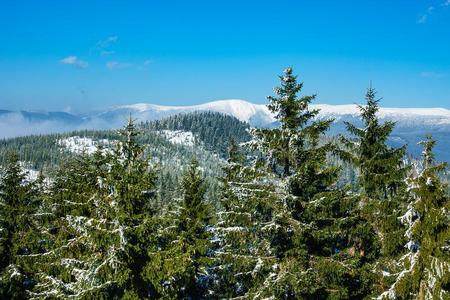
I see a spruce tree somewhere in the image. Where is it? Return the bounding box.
[213,140,278,298]
[214,68,372,298]
[104,116,158,298]
[256,69,378,298]
[0,152,40,299]
[379,136,450,299]
[29,118,159,299]
[144,158,213,298]
[28,147,114,298]
[340,86,407,199]
[340,86,409,264]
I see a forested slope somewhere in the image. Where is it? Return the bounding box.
[0,68,448,299]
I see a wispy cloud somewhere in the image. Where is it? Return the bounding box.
[60,56,89,68]
[96,36,118,49]
[106,61,132,70]
[418,6,434,24]
[95,36,118,55]
[418,1,449,23]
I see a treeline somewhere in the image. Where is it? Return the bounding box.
[0,113,249,204]
[0,112,250,170]
[141,111,251,157]
[0,68,449,299]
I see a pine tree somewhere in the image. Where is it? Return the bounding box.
[29,118,159,299]
[214,68,373,298]
[144,158,213,298]
[0,152,41,299]
[28,147,114,298]
[212,140,279,298]
[255,69,379,298]
[340,86,407,199]
[379,136,450,299]
[103,116,158,298]
[340,86,409,266]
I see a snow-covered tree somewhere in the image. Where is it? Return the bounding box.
[29,118,159,299]
[213,68,376,298]
[340,86,407,199]
[211,140,279,298]
[340,86,409,260]
[0,152,42,299]
[143,158,214,298]
[379,136,450,299]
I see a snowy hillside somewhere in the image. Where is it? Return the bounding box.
[159,130,196,147]
[58,136,111,155]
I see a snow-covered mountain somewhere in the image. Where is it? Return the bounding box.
[1,99,449,161]
[97,99,274,127]
[102,99,450,129]
[97,100,450,161]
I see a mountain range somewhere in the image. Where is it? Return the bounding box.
[1,99,449,161]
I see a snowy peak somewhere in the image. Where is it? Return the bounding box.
[108,99,272,125]
[194,99,269,122]
[105,99,450,128]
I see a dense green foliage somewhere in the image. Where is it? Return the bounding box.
[0,69,448,299]
[141,111,251,157]
[0,112,249,204]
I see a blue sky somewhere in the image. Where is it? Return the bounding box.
[0,0,449,112]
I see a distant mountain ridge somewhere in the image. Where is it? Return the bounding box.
[1,99,449,161]
[107,99,450,129]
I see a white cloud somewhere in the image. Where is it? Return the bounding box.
[60,56,89,68]
[96,36,118,49]
[418,6,434,24]
[418,2,450,23]
[106,61,132,70]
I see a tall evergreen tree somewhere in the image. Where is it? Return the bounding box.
[0,152,40,299]
[340,86,407,199]
[103,116,158,298]
[211,139,280,298]
[379,136,450,299]
[29,118,159,299]
[340,86,409,263]
[214,68,375,298]
[144,158,213,298]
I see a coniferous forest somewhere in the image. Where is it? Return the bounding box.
[0,68,449,299]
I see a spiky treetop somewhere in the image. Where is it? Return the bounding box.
[342,86,407,198]
[118,115,143,167]
[380,135,449,299]
[267,67,319,130]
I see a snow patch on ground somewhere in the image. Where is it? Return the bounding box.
[58,136,110,155]
[18,162,40,182]
[160,130,195,147]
